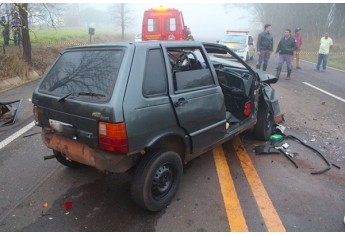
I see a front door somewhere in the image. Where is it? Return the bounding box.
[165,45,226,154]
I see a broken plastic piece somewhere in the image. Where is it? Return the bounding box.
[43,202,49,208]
[270,134,284,142]
[332,163,341,169]
[0,99,23,127]
[274,124,286,134]
[64,200,72,211]
[44,155,56,160]
[254,145,280,155]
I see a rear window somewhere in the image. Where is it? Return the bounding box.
[39,49,124,102]
[165,18,176,32]
[148,18,159,32]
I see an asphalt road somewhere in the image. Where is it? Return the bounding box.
[0,58,344,232]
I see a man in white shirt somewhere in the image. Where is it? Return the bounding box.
[316,32,333,72]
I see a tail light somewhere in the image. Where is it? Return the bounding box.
[98,122,128,153]
[243,101,252,117]
[33,105,39,125]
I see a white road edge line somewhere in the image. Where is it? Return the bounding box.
[303,82,345,103]
[301,60,345,73]
[0,121,35,150]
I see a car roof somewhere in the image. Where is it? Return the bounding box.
[63,41,207,51]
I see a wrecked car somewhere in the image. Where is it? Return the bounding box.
[32,41,283,211]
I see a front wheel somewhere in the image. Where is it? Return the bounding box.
[131,149,183,211]
[254,102,274,141]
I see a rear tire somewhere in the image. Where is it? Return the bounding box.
[131,149,183,211]
[254,102,274,141]
[54,150,85,169]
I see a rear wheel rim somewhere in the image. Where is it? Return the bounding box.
[266,112,272,130]
[151,164,175,200]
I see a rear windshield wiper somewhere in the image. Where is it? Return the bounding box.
[57,92,74,103]
[57,92,106,103]
[77,92,106,97]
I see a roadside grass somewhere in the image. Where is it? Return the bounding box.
[0,48,30,79]
[301,52,345,70]
[29,27,132,47]
[300,39,345,70]
[0,27,134,83]
[30,27,90,46]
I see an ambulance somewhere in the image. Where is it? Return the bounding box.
[141,6,192,41]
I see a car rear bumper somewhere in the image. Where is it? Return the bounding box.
[41,128,136,173]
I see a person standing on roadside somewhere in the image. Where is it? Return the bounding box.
[315,32,333,72]
[256,24,274,71]
[0,16,10,46]
[294,28,302,69]
[11,12,21,46]
[275,29,297,80]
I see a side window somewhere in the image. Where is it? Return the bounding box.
[148,18,158,32]
[143,49,167,97]
[168,47,215,92]
[165,18,176,32]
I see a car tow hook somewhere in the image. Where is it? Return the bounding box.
[43,154,56,160]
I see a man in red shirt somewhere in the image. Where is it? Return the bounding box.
[294,28,303,69]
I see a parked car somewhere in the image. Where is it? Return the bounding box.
[32,41,282,211]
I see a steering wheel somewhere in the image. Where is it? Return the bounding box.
[176,53,191,71]
[188,51,198,61]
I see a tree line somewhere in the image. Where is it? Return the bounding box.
[0,3,130,65]
[225,3,345,41]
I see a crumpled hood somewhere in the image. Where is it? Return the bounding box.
[253,69,278,84]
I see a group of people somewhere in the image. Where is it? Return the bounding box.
[0,12,22,46]
[255,24,333,80]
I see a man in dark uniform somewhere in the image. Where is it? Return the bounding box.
[275,29,297,80]
[256,24,273,71]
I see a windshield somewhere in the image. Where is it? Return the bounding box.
[39,49,124,102]
[221,35,247,44]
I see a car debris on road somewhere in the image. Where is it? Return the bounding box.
[254,124,335,175]
[0,99,22,127]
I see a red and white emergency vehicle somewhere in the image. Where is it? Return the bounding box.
[141,6,192,41]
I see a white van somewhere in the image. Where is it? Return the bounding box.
[218,30,255,62]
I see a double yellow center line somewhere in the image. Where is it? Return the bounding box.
[213,136,286,232]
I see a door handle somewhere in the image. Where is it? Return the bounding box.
[174,98,188,107]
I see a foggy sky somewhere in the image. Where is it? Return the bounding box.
[79,3,256,42]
